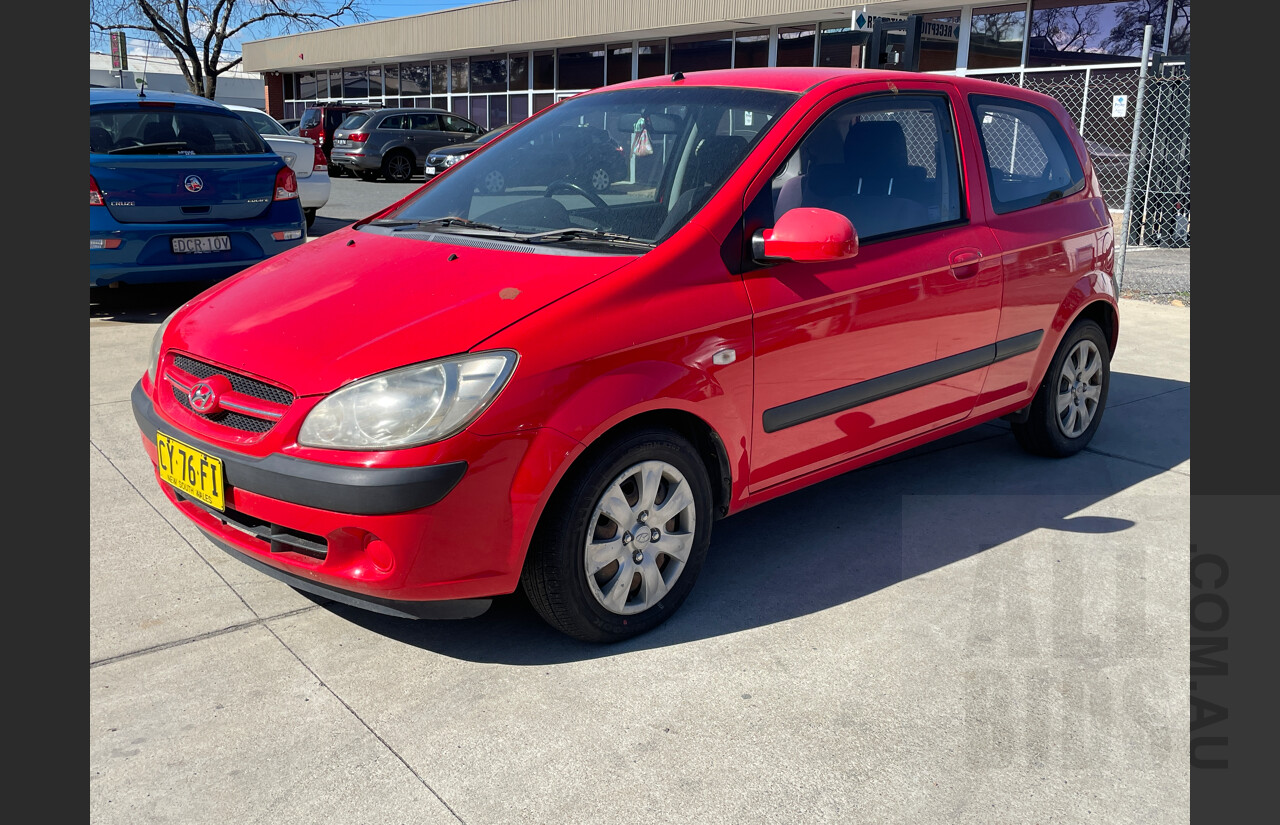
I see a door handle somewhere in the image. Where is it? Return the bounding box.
[949,248,983,280]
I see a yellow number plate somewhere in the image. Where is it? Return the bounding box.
[156,433,225,511]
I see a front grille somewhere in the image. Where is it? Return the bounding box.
[169,354,293,434]
[173,355,293,405]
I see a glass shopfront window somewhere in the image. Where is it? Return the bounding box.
[557,45,605,89]
[1028,0,1189,67]
[431,61,448,95]
[607,43,633,85]
[669,32,733,73]
[969,4,1028,70]
[637,40,666,78]
[776,26,817,67]
[369,66,383,99]
[329,69,341,98]
[509,52,529,91]
[489,95,509,128]
[920,12,962,72]
[817,21,861,68]
[471,56,507,93]
[734,29,770,68]
[533,50,555,90]
[451,58,469,94]
[297,71,318,101]
[510,93,529,123]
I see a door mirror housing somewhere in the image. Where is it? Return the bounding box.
[751,208,859,264]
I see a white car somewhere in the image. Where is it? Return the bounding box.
[226,104,330,229]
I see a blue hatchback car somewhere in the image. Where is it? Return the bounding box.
[90,88,307,288]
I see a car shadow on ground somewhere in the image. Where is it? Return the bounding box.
[313,371,1188,663]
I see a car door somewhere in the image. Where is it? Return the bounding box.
[743,82,1005,492]
[408,113,448,161]
[441,114,483,146]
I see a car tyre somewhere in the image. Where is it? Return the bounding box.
[521,428,713,643]
[304,208,316,228]
[1012,318,1111,457]
[382,152,415,183]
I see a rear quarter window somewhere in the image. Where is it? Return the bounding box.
[969,94,1085,214]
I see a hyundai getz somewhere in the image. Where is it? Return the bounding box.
[133,68,1118,642]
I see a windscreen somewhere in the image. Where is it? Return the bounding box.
[237,109,289,136]
[377,85,796,247]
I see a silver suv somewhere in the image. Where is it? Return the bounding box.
[329,108,485,183]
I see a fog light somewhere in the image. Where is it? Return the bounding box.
[272,229,303,241]
[364,538,394,573]
[90,238,122,249]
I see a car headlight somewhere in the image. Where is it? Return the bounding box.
[442,155,464,167]
[298,351,518,450]
[147,311,177,385]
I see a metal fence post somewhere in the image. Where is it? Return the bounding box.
[1115,25,1153,292]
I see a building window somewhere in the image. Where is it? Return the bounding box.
[489,95,508,128]
[1027,0,1189,67]
[607,43,633,85]
[734,29,770,68]
[509,52,529,91]
[669,32,733,73]
[776,26,817,67]
[369,66,383,99]
[557,45,605,90]
[817,21,861,68]
[970,4,1028,70]
[328,69,341,98]
[920,12,963,72]
[533,50,555,90]
[298,71,318,101]
[451,58,469,94]
[532,92,555,114]
[470,96,488,129]
[510,93,529,123]
[637,40,666,77]
[471,56,507,93]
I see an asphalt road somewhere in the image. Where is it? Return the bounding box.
[90,174,1191,824]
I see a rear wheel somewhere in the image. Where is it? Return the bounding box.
[521,429,713,643]
[304,208,316,228]
[382,152,415,183]
[1012,318,1111,457]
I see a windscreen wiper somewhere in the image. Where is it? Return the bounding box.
[369,216,511,233]
[515,227,655,249]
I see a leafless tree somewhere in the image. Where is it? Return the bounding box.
[89,1,369,100]
[1031,5,1105,53]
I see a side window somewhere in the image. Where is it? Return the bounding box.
[773,94,962,240]
[969,95,1085,214]
[379,114,407,130]
[443,116,480,134]
[411,113,442,131]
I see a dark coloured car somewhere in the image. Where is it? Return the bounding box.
[329,108,485,182]
[298,104,371,177]
[471,123,627,193]
[424,124,514,179]
[90,88,306,288]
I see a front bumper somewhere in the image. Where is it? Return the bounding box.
[131,380,580,614]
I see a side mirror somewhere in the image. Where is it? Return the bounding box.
[751,207,858,264]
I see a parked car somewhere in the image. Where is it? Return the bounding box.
[90,87,306,288]
[226,104,330,229]
[298,103,371,177]
[329,107,485,182]
[133,68,1118,643]
[472,122,628,194]
[277,117,301,133]
[424,124,513,179]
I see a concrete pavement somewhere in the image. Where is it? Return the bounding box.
[90,294,1189,824]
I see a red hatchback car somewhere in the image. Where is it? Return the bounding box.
[133,68,1118,642]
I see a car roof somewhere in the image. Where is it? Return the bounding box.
[89,87,229,110]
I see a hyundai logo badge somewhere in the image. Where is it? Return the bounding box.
[189,381,218,413]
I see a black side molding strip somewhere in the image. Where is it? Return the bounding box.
[762,330,1044,434]
[132,381,467,515]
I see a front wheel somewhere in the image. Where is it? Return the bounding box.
[521,429,713,642]
[1012,318,1111,457]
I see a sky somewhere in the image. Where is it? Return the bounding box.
[96,1,495,61]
